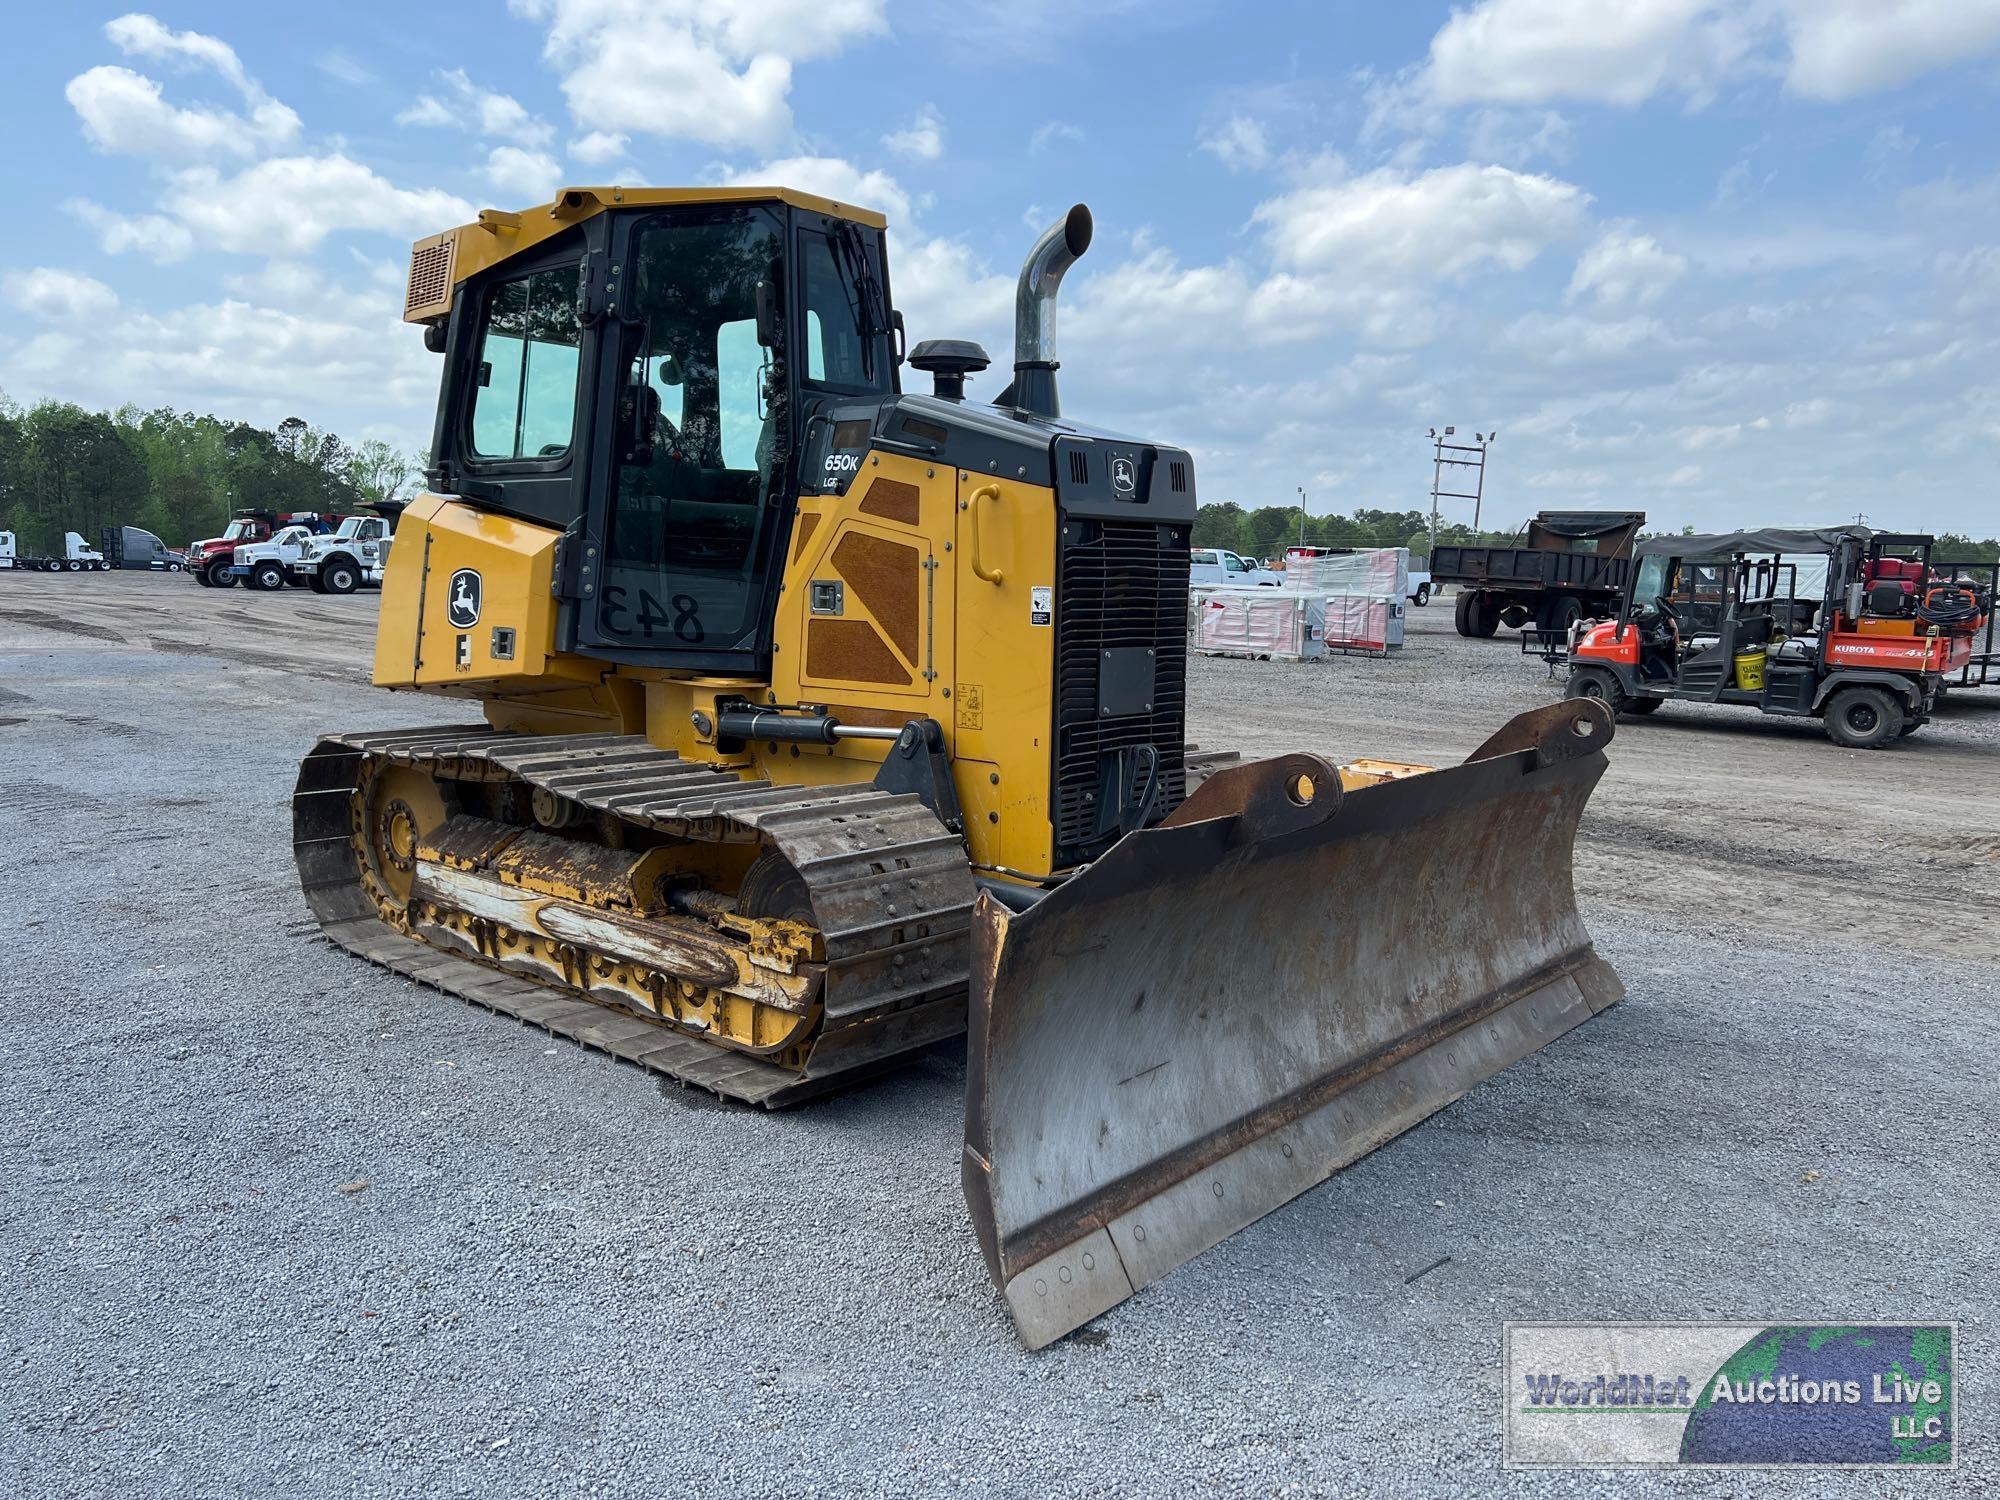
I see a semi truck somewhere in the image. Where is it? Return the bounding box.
[100,525,185,571]
[1432,510,1645,637]
[0,530,110,571]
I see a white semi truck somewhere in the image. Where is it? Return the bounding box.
[0,531,110,571]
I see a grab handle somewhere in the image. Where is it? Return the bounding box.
[969,484,1005,585]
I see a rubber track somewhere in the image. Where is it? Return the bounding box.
[293,727,976,1106]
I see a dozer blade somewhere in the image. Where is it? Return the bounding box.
[962,700,1623,1349]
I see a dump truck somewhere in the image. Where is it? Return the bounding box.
[292,186,1622,1349]
[1434,510,1645,636]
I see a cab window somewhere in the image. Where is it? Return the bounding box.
[470,264,582,461]
[799,228,890,393]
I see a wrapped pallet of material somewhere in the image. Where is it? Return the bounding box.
[1294,547,1410,598]
[1192,588,1325,660]
[1322,594,1393,654]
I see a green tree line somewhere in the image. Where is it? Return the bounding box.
[1198,502,2000,566]
[0,391,423,557]
[1193,502,1529,565]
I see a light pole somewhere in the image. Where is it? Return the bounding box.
[1297,485,1306,550]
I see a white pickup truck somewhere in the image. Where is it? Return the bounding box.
[230,525,320,591]
[289,514,394,594]
[1189,548,1282,587]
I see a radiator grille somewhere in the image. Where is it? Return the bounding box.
[405,234,457,318]
[1052,518,1189,861]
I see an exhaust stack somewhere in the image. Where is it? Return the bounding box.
[1003,204,1092,418]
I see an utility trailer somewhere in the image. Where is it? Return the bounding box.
[1434,510,1644,637]
[1936,559,1998,689]
[0,530,109,572]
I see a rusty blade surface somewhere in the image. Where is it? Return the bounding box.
[961,700,1623,1349]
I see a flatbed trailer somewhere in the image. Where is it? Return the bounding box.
[1433,510,1644,637]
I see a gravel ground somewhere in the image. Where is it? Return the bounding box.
[2,572,1993,1497]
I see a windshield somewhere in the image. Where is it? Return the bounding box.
[332,518,363,539]
[222,520,256,540]
[1633,555,1669,606]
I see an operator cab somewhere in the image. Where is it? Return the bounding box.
[413,189,899,672]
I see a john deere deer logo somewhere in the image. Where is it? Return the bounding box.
[447,568,482,628]
[1111,457,1137,495]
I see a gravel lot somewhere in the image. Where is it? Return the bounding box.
[3,571,1993,1497]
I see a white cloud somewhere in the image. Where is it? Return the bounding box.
[1567,226,1688,308]
[64,199,197,262]
[69,14,300,161]
[1466,108,1573,167]
[485,146,564,202]
[3,268,121,323]
[157,156,474,258]
[1781,0,2000,100]
[569,130,629,164]
[1422,0,1748,109]
[883,104,944,161]
[1257,164,1591,283]
[725,155,913,225]
[394,95,454,129]
[67,65,299,159]
[1407,0,2000,117]
[104,13,257,93]
[892,235,1014,363]
[397,68,552,147]
[1200,116,1271,172]
[514,0,887,151]
[1030,120,1085,154]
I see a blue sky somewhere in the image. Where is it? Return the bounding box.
[4,1,2000,533]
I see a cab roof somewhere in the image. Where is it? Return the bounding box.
[404,185,888,323]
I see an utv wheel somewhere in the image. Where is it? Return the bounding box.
[1824,686,1901,749]
[322,560,359,594]
[252,562,286,591]
[1565,667,1629,715]
[205,560,235,588]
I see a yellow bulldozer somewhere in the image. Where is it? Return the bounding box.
[293,186,1622,1348]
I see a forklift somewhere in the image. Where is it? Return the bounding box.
[1549,525,1986,748]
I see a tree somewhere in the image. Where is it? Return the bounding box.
[348,440,420,507]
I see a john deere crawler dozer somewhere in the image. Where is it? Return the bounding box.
[293,187,1623,1348]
